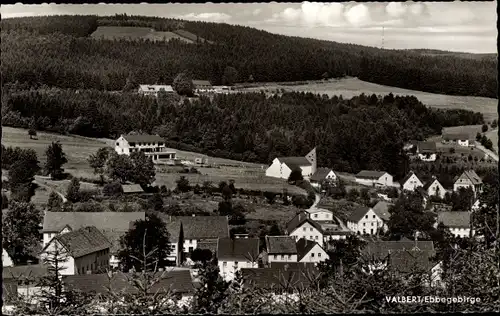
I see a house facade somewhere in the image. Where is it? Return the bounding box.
[453,170,483,196]
[192,80,215,93]
[296,238,328,264]
[347,206,387,235]
[423,177,447,199]
[310,168,337,189]
[401,171,424,192]
[436,212,474,238]
[217,237,260,281]
[307,208,335,222]
[40,226,111,275]
[416,141,437,162]
[115,134,177,163]
[265,236,298,263]
[286,212,325,247]
[355,171,393,187]
[138,85,175,97]
[265,148,317,180]
[442,133,472,147]
[3,248,14,267]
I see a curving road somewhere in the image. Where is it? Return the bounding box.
[33,176,68,203]
[308,193,349,231]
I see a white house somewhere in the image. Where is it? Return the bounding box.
[471,199,485,212]
[192,80,215,93]
[42,211,145,268]
[355,170,393,187]
[2,264,51,309]
[306,208,335,222]
[423,177,447,199]
[138,85,175,97]
[296,238,328,264]
[416,141,438,162]
[115,134,177,164]
[266,148,317,180]
[3,248,14,267]
[453,170,483,197]
[436,212,474,238]
[286,211,325,247]
[401,171,424,192]
[40,226,112,276]
[265,236,298,263]
[442,133,472,147]
[217,237,259,281]
[309,168,337,189]
[347,205,387,235]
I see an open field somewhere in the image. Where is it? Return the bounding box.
[484,129,499,153]
[236,77,498,122]
[90,26,194,43]
[442,125,483,136]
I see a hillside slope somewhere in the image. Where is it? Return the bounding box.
[0,15,496,98]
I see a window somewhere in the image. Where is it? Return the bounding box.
[116,142,119,146]
[315,236,318,240]
[234,261,238,266]
[310,236,313,240]
[303,227,306,232]
[311,253,315,257]
[288,254,291,259]
[273,255,277,260]
[223,262,227,267]
[371,222,374,226]
[310,228,313,232]
[318,253,322,258]
[365,215,368,219]
[189,247,194,252]
[314,214,318,218]
[373,215,376,219]
[371,229,374,234]
[363,223,366,226]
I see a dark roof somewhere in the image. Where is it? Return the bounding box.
[362,240,435,261]
[458,170,483,185]
[52,226,112,258]
[241,264,319,291]
[296,238,320,262]
[356,170,388,180]
[389,250,434,273]
[197,241,218,253]
[42,211,145,233]
[63,270,195,295]
[442,133,472,141]
[122,184,144,194]
[372,201,392,222]
[101,230,125,254]
[438,212,471,228]
[347,205,371,222]
[217,238,260,261]
[278,157,311,170]
[2,264,51,280]
[286,211,323,234]
[192,80,212,87]
[417,141,437,153]
[401,171,422,186]
[423,178,442,191]
[266,236,297,254]
[158,215,229,241]
[310,168,335,182]
[122,133,164,144]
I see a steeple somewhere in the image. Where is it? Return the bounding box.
[305,147,317,175]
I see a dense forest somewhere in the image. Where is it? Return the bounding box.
[1,15,496,97]
[2,87,484,179]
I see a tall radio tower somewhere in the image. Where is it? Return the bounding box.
[381,26,385,50]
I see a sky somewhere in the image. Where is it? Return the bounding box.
[1,2,497,53]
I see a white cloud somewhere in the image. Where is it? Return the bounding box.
[385,2,407,18]
[252,9,262,16]
[344,4,371,26]
[179,12,231,22]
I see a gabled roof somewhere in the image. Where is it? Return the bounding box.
[121,134,164,144]
[42,211,145,233]
[63,270,196,294]
[52,226,112,259]
[442,133,472,141]
[438,212,471,228]
[241,264,318,291]
[457,170,483,185]
[157,215,229,241]
[372,201,392,222]
[278,157,312,170]
[388,250,434,273]
[286,211,323,234]
[192,80,212,87]
[266,236,297,254]
[423,177,443,191]
[138,85,174,93]
[122,184,144,194]
[217,238,260,261]
[3,264,51,280]
[356,170,388,180]
[362,240,435,261]
[347,205,372,223]
[417,141,437,153]
[296,238,321,262]
[310,168,335,182]
[401,171,420,186]
[101,231,125,255]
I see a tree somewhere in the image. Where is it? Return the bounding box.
[269,222,282,235]
[149,192,164,212]
[117,213,172,272]
[191,248,213,263]
[172,72,195,96]
[3,201,43,264]
[449,147,455,154]
[482,124,488,133]
[103,180,124,196]
[322,72,330,80]
[45,141,68,180]
[2,193,8,209]
[176,176,191,192]
[47,191,63,211]
[387,191,437,239]
[106,152,135,183]
[66,177,81,203]
[450,187,475,212]
[130,151,156,187]
[476,132,482,142]
[288,168,303,183]
[192,258,230,313]
[222,66,238,86]
[202,181,214,194]
[346,188,360,202]
[360,188,370,202]
[222,184,233,201]
[248,74,254,83]
[122,73,137,92]
[28,128,37,139]
[88,147,110,185]
[491,119,497,129]
[9,163,38,202]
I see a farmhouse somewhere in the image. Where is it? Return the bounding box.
[423,177,447,199]
[115,133,177,163]
[453,170,483,196]
[266,148,317,180]
[40,226,112,276]
[41,211,145,268]
[346,205,387,235]
[217,237,260,281]
[265,236,298,263]
[296,238,328,264]
[355,170,393,187]
[192,80,214,93]
[416,141,438,161]
[442,133,473,147]
[138,84,175,97]
[309,167,337,189]
[372,201,392,223]
[286,211,324,246]
[3,264,51,306]
[436,212,474,238]
[401,171,424,192]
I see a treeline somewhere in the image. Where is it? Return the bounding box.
[0,15,496,97]
[2,89,484,178]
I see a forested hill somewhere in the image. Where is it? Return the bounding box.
[1,14,497,98]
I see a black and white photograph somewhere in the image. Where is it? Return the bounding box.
[1,1,498,314]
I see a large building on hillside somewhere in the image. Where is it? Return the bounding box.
[138,85,175,97]
[355,171,393,187]
[115,133,177,164]
[265,148,317,180]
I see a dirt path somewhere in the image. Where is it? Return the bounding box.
[34,176,68,203]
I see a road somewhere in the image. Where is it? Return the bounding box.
[34,176,68,203]
[308,193,350,231]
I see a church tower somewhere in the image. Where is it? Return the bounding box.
[305,147,317,176]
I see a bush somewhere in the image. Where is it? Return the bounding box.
[103,181,123,196]
[74,201,105,212]
[78,189,99,202]
[288,168,303,183]
[176,176,191,193]
[482,124,488,133]
[1,193,9,209]
[264,192,277,204]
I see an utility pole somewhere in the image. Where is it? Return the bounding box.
[381,26,385,50]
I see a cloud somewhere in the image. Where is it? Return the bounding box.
[385,2,407,18]
[344,3,371,26]
[179,12,231,22]
[252,9,262,16]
